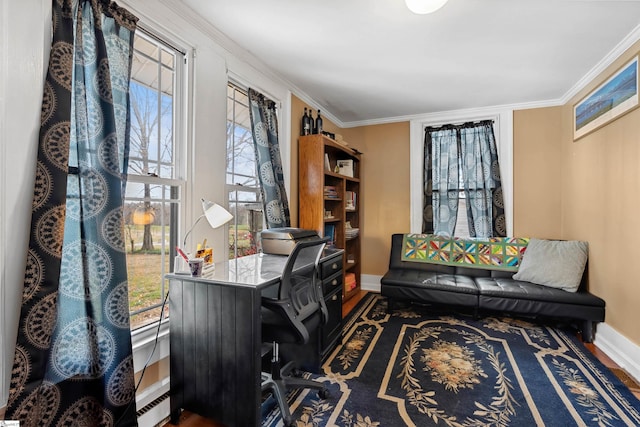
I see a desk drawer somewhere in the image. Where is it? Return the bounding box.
[320,254,343,279]
[323,290,342,343]
[322,271,343,296]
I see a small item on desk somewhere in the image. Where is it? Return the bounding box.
[176,246,189,262]
[188,258,204,277]
[195,246,213,264]
[175,246,191,274]
[174,256,190,274]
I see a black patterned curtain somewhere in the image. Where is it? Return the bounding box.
[422,126,459,236]
[459,121,506,237]
[423,121,506,238]
[247,88,291,228]
[7,1,139,425]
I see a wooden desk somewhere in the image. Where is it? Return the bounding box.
[167,249,342,427]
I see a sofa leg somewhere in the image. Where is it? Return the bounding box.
[582,320,594,343]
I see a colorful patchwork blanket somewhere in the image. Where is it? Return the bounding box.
[401,234,529,272]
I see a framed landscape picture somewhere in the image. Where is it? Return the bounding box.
[574,56,638,140]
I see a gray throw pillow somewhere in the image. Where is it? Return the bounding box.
[512,238,588,292]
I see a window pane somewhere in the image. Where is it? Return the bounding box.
[125,182,179,329]
[455,193,470,238]
[226,84,264,259]
[130,39,176,180]
[228,189,263,259]
[126,30,182,330]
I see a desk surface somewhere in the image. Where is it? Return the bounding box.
[167,248,343,290]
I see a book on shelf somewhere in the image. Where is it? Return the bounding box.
[324,224,336,246]
[345,272,357,291]
[324,185,338,199]
[337,159,354,177]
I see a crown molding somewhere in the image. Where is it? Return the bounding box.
[561,22,640,106]
[341,98,563,128]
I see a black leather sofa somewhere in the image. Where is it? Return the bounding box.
[380,234,606,342]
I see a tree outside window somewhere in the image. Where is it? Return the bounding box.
[125,31,183,329]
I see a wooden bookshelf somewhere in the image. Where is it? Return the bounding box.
[299,134,361,302]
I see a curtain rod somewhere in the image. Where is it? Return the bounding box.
[424,119,494,132]
[137,25,186,56]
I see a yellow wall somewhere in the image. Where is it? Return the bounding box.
[513,107,563,238]
[487,44,640,346]
[349,122,411,276]
[561,43,640,345]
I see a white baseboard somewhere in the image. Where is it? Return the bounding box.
[594,322,640,384]
[361,274,381,293]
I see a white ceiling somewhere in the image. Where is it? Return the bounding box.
[180,0,640,125]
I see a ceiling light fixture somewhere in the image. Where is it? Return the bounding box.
[405,0,448,14]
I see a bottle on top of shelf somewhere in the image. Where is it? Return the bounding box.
[309,108,316,135]
[315,110,323,134]
[302,107,311,136]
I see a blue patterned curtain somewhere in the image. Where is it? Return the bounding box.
[423,126,460,236]
[247,88,290,228]
[7,1,139,426]
[423,121,506,238]
[460,121,506,237]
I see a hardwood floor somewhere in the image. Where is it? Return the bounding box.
[162,290,640,426]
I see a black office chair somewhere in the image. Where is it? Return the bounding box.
[261,238,330,427]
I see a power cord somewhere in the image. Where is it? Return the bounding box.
[116,288,170,426]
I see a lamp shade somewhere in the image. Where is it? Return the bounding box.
[405,0,448,14]
[182,198,233,248]
[201,198,233,229]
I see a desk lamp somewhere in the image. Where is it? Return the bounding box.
[183,198,233,249]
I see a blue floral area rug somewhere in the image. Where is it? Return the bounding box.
[263,294,640,426]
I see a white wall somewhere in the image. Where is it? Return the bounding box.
[1,0,50,409]
[0,0,293,412]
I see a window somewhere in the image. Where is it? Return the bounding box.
[424,121,505,238]
[226,83,264,258]
[410,110,513,238]
[125,30,184,329]
[454,168,471,238]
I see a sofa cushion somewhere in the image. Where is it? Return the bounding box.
[381,270,478,295]
[381,269,479,308]
[512,238,588,292]
[475,277,605,322]
[475,277,604,306]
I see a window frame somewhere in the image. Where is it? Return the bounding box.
[126,27,187,330]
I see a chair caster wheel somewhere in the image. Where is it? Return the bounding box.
[291,368,303,377]
[318,388,329,399]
